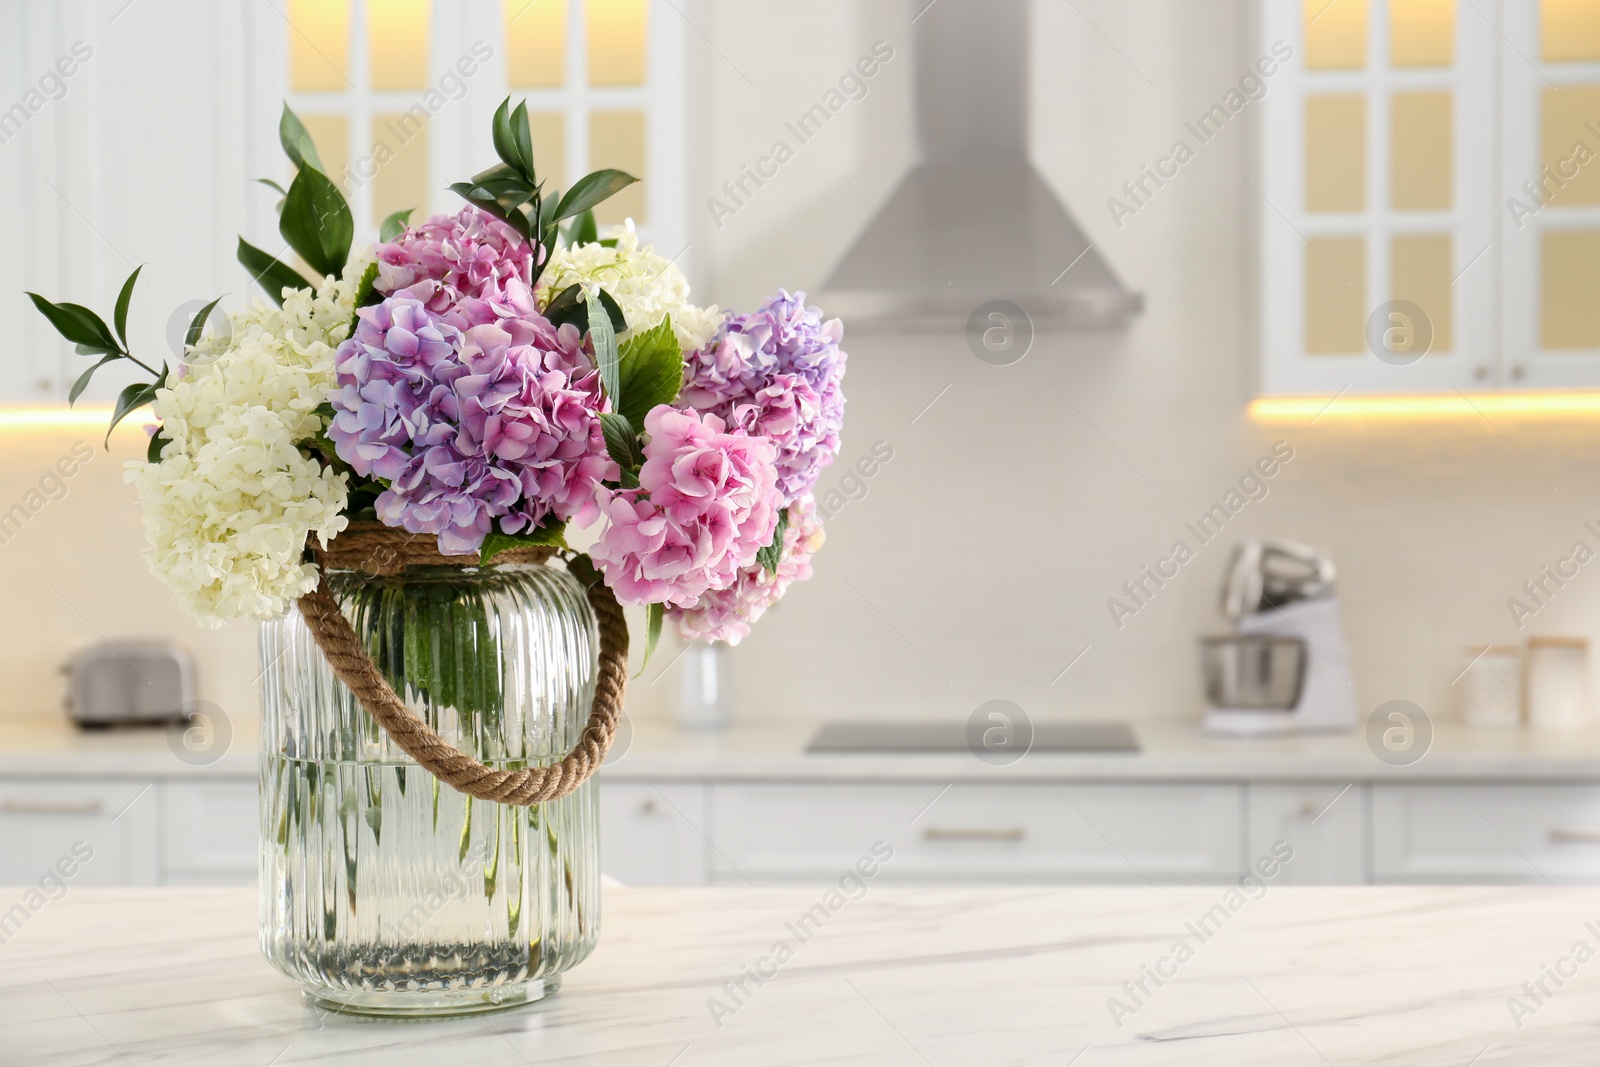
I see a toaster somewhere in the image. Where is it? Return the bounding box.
[65,640,195,727]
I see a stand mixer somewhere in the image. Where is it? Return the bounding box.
[1201,539,1358,736]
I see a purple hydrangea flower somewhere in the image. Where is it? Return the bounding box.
[327,286,615,555]
[680,290,845,505]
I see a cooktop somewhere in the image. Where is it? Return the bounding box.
[806,721,1139,754]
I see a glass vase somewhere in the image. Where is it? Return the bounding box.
[258,562,601,1017]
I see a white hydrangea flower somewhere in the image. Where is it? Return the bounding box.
[540,220,723,353]
[127,260,368,627]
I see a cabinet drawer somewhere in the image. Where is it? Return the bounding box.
[599,781,710,886]
[711,782,1242,885]
[1373,784,1600,884]
[160,781,257,882]
[0,780,158,887]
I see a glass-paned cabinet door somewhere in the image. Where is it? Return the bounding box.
[1258,0,1495,395]
[1501,0,1600,388]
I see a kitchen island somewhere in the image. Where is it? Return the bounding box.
[2,885,1593,1064]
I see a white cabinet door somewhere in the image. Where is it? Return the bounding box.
[711,782,1244,886]
[0,779,158,888]
[599,781,709,887]
[1373,784,1600,885]
[160,780,256,885]
[1247,783,1367,885]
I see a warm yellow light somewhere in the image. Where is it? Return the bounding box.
[1249,393,1600,421]
[0,406,158,430]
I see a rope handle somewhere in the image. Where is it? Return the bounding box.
[295,566,628,805]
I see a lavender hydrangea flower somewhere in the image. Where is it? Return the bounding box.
[680,290,845,505]
[327,286,614,555]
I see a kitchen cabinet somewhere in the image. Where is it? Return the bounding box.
[1246,783,1367,885]
[711,782,1243,885]
[0,779,158,886]
[598,781,711,887]
[1372,784,1600,885]
[159,781,257,885]
[1254,1,1600,395]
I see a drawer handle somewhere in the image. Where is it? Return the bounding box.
[922,826,1026,842]
[1549,827,1600,844]
[1,799,104,816]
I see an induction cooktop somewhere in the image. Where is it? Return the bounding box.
[806,721,1139,754]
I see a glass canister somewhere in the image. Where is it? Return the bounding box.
[1526,637,1589,733]
[258,562,600,1017]
[1460,645,1522,729]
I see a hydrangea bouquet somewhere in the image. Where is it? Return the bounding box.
[28,100,846,657]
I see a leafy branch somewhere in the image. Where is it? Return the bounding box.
[26,267,220,447]
[449,97,637,287]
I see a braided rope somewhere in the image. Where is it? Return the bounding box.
[294,525,628,805]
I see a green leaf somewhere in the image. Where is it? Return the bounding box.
[563,208,598,247]
[554,169,638,223]
[279,103,325,173]
[112,265,142,347]
[598,412,640,473]
[184,295,225,350]
[379,208,413,243]
[257,178,288,196]
[68,353,123,405]
[145,427,168,464]
[280,164,353,279]
[543,284,626,335]
[491,98,521,175]
[616,315,682,427]
[587,290,621,404]
[566,552,602,590]
[640,602,664,676]
[26,293,120,351]
[509,100,535,176]
[237,238,311,305]
[756,506,789,576]
[479,520,569,565]
[347,260,381,337]
[107,372,164,447]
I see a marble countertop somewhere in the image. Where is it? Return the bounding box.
[8,712,1600,782]
[2,884,1594,1064]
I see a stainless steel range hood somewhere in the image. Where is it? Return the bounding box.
[817,0,1142,331]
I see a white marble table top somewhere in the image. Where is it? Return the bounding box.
[3,885,1597,1065]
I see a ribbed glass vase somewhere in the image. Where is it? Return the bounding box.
[258,562,601,1017]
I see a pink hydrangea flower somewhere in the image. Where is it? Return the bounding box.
[374,206,539,316]
[590,405,781,607]
[327,287,614,555]
[667,494,825,644]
